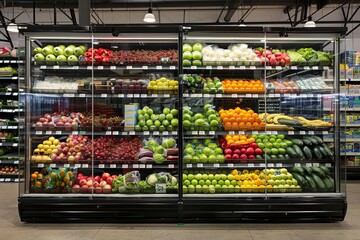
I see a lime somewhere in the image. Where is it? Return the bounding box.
[274,143,281,149]
[266,143,273,149]
[278,148,286,155]
[277,134,285,140]
[154,120,161,127]
[183,120,191,127]
[258,143,265,149]
[280,142,288,148]
[276,138,283,143]
[258,134,265,140]
[271,148,279,155]
[269,138,276,143]
[256,139,262,143]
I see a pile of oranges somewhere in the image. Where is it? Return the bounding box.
[225,134,256,145]
[219,107,265,130]
[222,79,265,94]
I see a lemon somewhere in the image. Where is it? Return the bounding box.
[38,144,44,149]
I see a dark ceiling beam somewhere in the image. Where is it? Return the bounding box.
[224,0,241,22]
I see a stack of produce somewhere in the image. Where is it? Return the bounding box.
[72,172,115,193]
[183,138,225,164]
[30,168,74,193]
[115,49,178,65]
[34,112,81,131]
[259,113,332,128]
[219,135,263,162]
[31,136,62,163]
[222,79,265,94]
[112,79,148,94]
[254,48,291,66]
[135,106,179,132]
[290,166,334,192]
[266,79,299,93]
[0,131,14,140]
[297,48,333,66]
[0,165,19,175]
[147,77,178,94]
[33,44,86,65]
[183,104,221,131]
[0,66,17,76]
[81,47,115,65]
[138,137,178,164]
[219,107,265,131]
[183,43,203,66]
[250,134,291,160]
[262,168,302,192]
[203,77,224,93]
[183,75,204,93]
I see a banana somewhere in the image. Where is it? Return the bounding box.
[273,115,294,124]
[266,113,283,123]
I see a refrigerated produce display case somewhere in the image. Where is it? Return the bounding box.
[18,25,347,223]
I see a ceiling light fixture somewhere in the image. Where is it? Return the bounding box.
[304,16,316,27]
[143,0,155,23]
[239,20,246,27]
[7,21,18,33]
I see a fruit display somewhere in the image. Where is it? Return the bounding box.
[183,168,301,194]
[203,77,224,93]
[290,166,334,192]
[183,42,203,67]
[183,104,221,131]
[33,76,78,93]
[139,137,178,164]
[0,165,19,174]
[147,77,179,94]
[81,47,115,65]
[183,138,225,164]
[183,75,204,93]
[30,168,74,193]
[115,49,178,65]
[0,131,14,140]
[219,135,263,162]
[254,48,290,67]
[111,79,148,94]
[33,44,86,65]
[259,113,332,128]
[219,107,265,131]
[0,66,17,76]
[222,79,265,94]
[135,106,179,132]
[250,134,291,160]
[266,79,299,93]
[34,112,81,131]
[201,43,261,66]
[72,172,115,194]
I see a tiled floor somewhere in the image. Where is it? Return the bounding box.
[1,182,360,240]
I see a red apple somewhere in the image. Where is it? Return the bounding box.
[94,186,103,194]
[240,148,246,154]
[106,177,113,185]
[60,142,67,148]
[99,181,107,187]
[225,154,232,160]
[93,181,99,188]
[94,176,101,183]
[103,184,112,194]
[224,149,232,155]
[72,184,80,193]
[250,143,258,149]
[254,148,263,155]
[86,180,93,187]
[233,149,241,155]
[80,185,89,193]
[102,172,110,180]
[240,154,247,160]
[232,154,240,159]
[246,148,255,155]
[111,175,117,180]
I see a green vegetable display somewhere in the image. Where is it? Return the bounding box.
[286,50,306,65]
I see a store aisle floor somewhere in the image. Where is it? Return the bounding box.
[1,182,360,240]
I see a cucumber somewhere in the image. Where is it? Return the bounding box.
[291,139,304,147]
[303,146,313,160]
[256,155,263,160]
[319,166,330,175]
[318,146,328,157]
[322,176,334,190]
[286,147,298,158]
[291,166,305,175]
[303,166,313,175]
[304,175,317,189]
[313,147,323,159]
[321,144,334,158]
[292,145,305,160]
[270,155,278,160]
[312,174,327,189]
[312,136,324,144]
[325,175,335,187]
[284,154,290,160]
[311,167,326,178]
[277,154,286,160]
[304,136,318,145]
[292,173,310,188]
[283,139,293,147]
[278,119,302,126]
[302,139,313,147]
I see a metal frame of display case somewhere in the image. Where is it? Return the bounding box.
[18,25,347,223]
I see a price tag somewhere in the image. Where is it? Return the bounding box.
[87,66,92,70]
[110,66,116,70]
[50,164,56,168]
[82,164,89,168]
[217,66,224,70]
[105,131,112,135]
[126,66,133,69]
[300,94,307,97]
[101,94,107,98]
[141,94,147,98]
[309,131,315,135]
[153,131,160,135]
[5,92,10,96]
[35,131,42,135]
[216,94,222,98]
[129,131,135,135]
[132,94,139,98]
[186,164,192,168]
[110,164,116,168]
[268,163,274,167]
[14,179,19,182]
[64,164,70,168]
[40,65,46,69]
[163,131,169,136]
[183,93,189,97]
[253,131,259,134]
[323,131,329,134]
[172,131,177,135]
[238,131,245,134]
[253,94,259,98]
[127,94,133,98]
[276,66,282,70]
[229,131,235,135]
[143,131,150,135]
[271,131,278,134]
[304,66,310,70]
[98,164,105,168]
[72,66,79,69]
[52,65,59,69]
[155,183,166,193]
[266,131,272,134]
[269,94,275,98]
[74,164,81,168]
[209,131,215,135]
[199,131,205,135]
[56,131,62,134]
[227,163,234,167]
[323,66,329,70]
[140,164,146,169]
[14,161,19,164]
[291,66,298,70]
[300,131,306,135]
[122,164,128,168]
[191,131,197,135]
[294,163,301,167]
[13,93,18,96]
[248,163,255,167]
[260,163,266,168]
[0,179,3,182]
[197,163,203,168]
[146,164,152,169]
[306,163,312,167]
[170,66,176,70]
[168,164,174,169]
[151,94,158,97]
[133,164,139,168]
[231,94,237,98]
[5,178,10,182]
[325,163,332,167]
[203,94,210,98]
[121,132,128,136]
[38,163,44,168]
[156,66,163,70]
[266,66,272,70]
[164,94,170,98]
[118,94,125,98]
[250,66,256,69]
[276,163,282,167]
[12,143,18,147]
[307,94,314,97]
[97,66,104,70]
[71,131,79,135]
[288,131,295,135]
[312,66,319,70]
[313,163,320,167]
[0,143,3,146]
[214,163,220,168]
[206,66,212,69]
[191,66,197,69]
[142,66,148,69]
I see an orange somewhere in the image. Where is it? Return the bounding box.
[225,135,232,141]
[240,135,247,141]
[35,181,42,188]
[220,113,227,119]
[253,122,260,130]
[229,117,236,123]
[239,122,245,128]
[59,169,65,178]
[252,113,259,119]
[225,122,232,129]
[227,139,235,144]
[246,122,252,129]
[232,122,239,130]
[31,173,37,180]
[239,140,247,145]
[235,140,242,145]
[248,109,254,115]
[232,135,240,141]
[223,117,230,124]
[235,107,241,114]
[248,117,254,123]
[236,118,242,124]
[219,109,225,115]
[242,117,248,123]
[248,137,255,143]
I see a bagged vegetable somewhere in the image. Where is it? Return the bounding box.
[161,137,176,148]
[112,171,141,193]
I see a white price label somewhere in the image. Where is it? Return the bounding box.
[73,164,81,168]
[146,164,153,169]
[168,164,174,169]
[50,164,56,168]
[268,163,274,167]
[129,131,135,135]
[276,66,282,70]
[186,164,192,168]
[325,163,332,167]
[252,131,259,134]
[276,163,282,167]
[142,66,148,69]
[229,66,235,69]
[214,163,220,168]
[121,132,128,136]
[324,66,329,70]
[122,164,128,168]
[197,163,203,168]
[132,94,140,98]
[143,131,150,135]
[56,131,62,134]
[53,65,60,69]
[73,66,79,69]
[203,94,210,98]
[72,131,79,135]
[110,66,116,70]
[78,94,85,98]
[260,163,266,168]
[5,92,10,96]
[309,131,315,135]
[312,66,319,70]
[87,66,92,70]
[313,163,320,167]
[5,178,11,182]
[191,66,197,69]
[250,66,256,69]
[152,94,158,97]
[240,66,246,69]
[266,66,273,70]
[206,66,212,69]
[306,163,312,167]
[216,94,222,98]
[0,143,3,146]
[269,94,275,97]
[64,164,70,168]
[323,131,329,134]
[307,94,314,97]
[231,94,237,98]
[183,93,189,97]
[156,66,163,70]
[253,94,259,98]
[191,131,197,135]
[153,131,160,135]
[82,164,89,168]
[97,66,104,70]
[38,164,44,168]
[304,66,310,70]
[266,131,272,134]
[127,94,133,98]
[101,94,107,98]
[238,131,245,134]
[248,163,255,167]
[209,131,215,135]
[227,163,234,167]
[141,94,147,98]
[170,66,176,70]
[110,164,116,168]
[164,94,170,98]
[139,164,145,169]
[105,131,112,135]
[98,164,105,168]
[155,183,166,194]
[288,131,295,135]
[14,161,19,164]
[229,131,235,135]
[0,179,3,182]
[300,131,306,135]
[163,131,169,136]
[14,179,19,182]
[126,66,133,69]
[217,66,224,70]
[35,131,42,135]
[172,131,177,135]
[271,131,278,134]
[291,66,298,70]
[295,163,301,167]
[199,131,205,135]
[133,164,139,168]
[118,94,125,98]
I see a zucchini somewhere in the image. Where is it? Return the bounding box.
[302,139,313,147]
[304,136,318,145]
[303,166,313,175]
[284,154,290,160]
[291,139,304,147]
[286,147,298,158]
[303,146,313,160]
[311,167,326,178]
[322,144,334,158]
[291,166,305,175]
[283,139,293,147]
[278,119,302,126]
[304,175,317,189]
[277,154,286,160]
[322,176,334,190]
[312,174,327,189]
[319,166,330,175]
[325,175,335,187]
[270,155,278,160]
[292,145,305,160]
[312,136,324,144]
[318,146,328,157]
[292,173,310,188]
[313,147,323,159]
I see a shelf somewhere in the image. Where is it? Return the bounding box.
[323,78,360,82]
[0,178,21,183]
[0,142,18,147]
[31,130,178,136]
[340,124,360,127]
[31,162,177,169]
[23,193,177,198]
[0,125,19,130]
[340,152,360,156]
[0,173,19,177]
[0,76,20,81]
[0,59,23,64]
[183,92,331,98]
[30,92,178,98]
[184,130,332,136]
[183,192,342,198]
[0,92,19,96]
[183,65,330,71]
[183,162,332,169]
[323,138,360,143]
[0,109,23,113]
[0,159,19,164]
[38,65,178,70]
